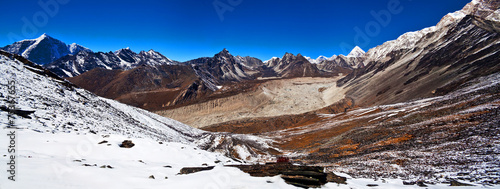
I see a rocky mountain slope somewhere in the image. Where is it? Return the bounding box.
[157,0,498,131]
[265,52,328,78]
[1,33,90,65]
[1,50,489,189]
[336,0,500,107]
[199,0,500,184]
[184,48,263,90]
[67,64,199,111]
[205,72,500,185]
[67,49,267,111]
[0,50,274,161]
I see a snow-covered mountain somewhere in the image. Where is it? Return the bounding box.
[46,48,177,78]
[346,46,365,57]
[304,46,365,65]
[338,0,500,107]
[1,33,90,65]
[303,46,365,73]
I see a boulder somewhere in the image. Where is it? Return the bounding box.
[450,180,474,186]
[179,166,215,175]
[120,140,135,148]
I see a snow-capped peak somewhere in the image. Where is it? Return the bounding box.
[347,46,365,57]
[38,33,49,40]
[305,55,329,64]
[68,43,91,54]
[264,57,279,64]
[1,33,92,65]
[114,47,134,55]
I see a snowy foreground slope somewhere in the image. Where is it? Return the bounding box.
[1,130,487,189]
[0,53,498,188]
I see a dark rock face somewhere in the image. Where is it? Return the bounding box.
[0,106,35,119]
[316,55,363,75]
[226,163,346,187]
[266,53,326,78]
[185,49,262,88]
[98,140,108,144]
[171,80,213,107]
[450,180,475,186]
[326,172,347,184]
[119,140,135,148]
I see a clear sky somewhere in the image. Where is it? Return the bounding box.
[0,0,471,62]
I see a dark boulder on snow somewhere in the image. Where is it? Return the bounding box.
[179,166,215,174]
[0,106,35,119]
[119,140,135,148]
[450,180,475,186]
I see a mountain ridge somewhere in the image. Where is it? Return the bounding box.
[1,33,91,65]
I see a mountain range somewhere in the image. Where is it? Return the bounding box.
[0,0,499,187]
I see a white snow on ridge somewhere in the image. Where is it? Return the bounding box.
[264,57,279,64]
[20,34,46,58]
[347,46,365,57]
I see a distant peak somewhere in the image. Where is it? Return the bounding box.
[114,47,134,54]
[216,48,232,57]
[36,33,51,41]
[347,46,365,57]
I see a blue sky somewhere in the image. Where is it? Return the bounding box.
[0,0,471,62]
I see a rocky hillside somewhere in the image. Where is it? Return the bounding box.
[0,50,275,161]
[205,72,500,185]
[337,0,500,107]
[199,0,500,184]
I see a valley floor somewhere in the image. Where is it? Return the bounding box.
[159,77,343,128]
